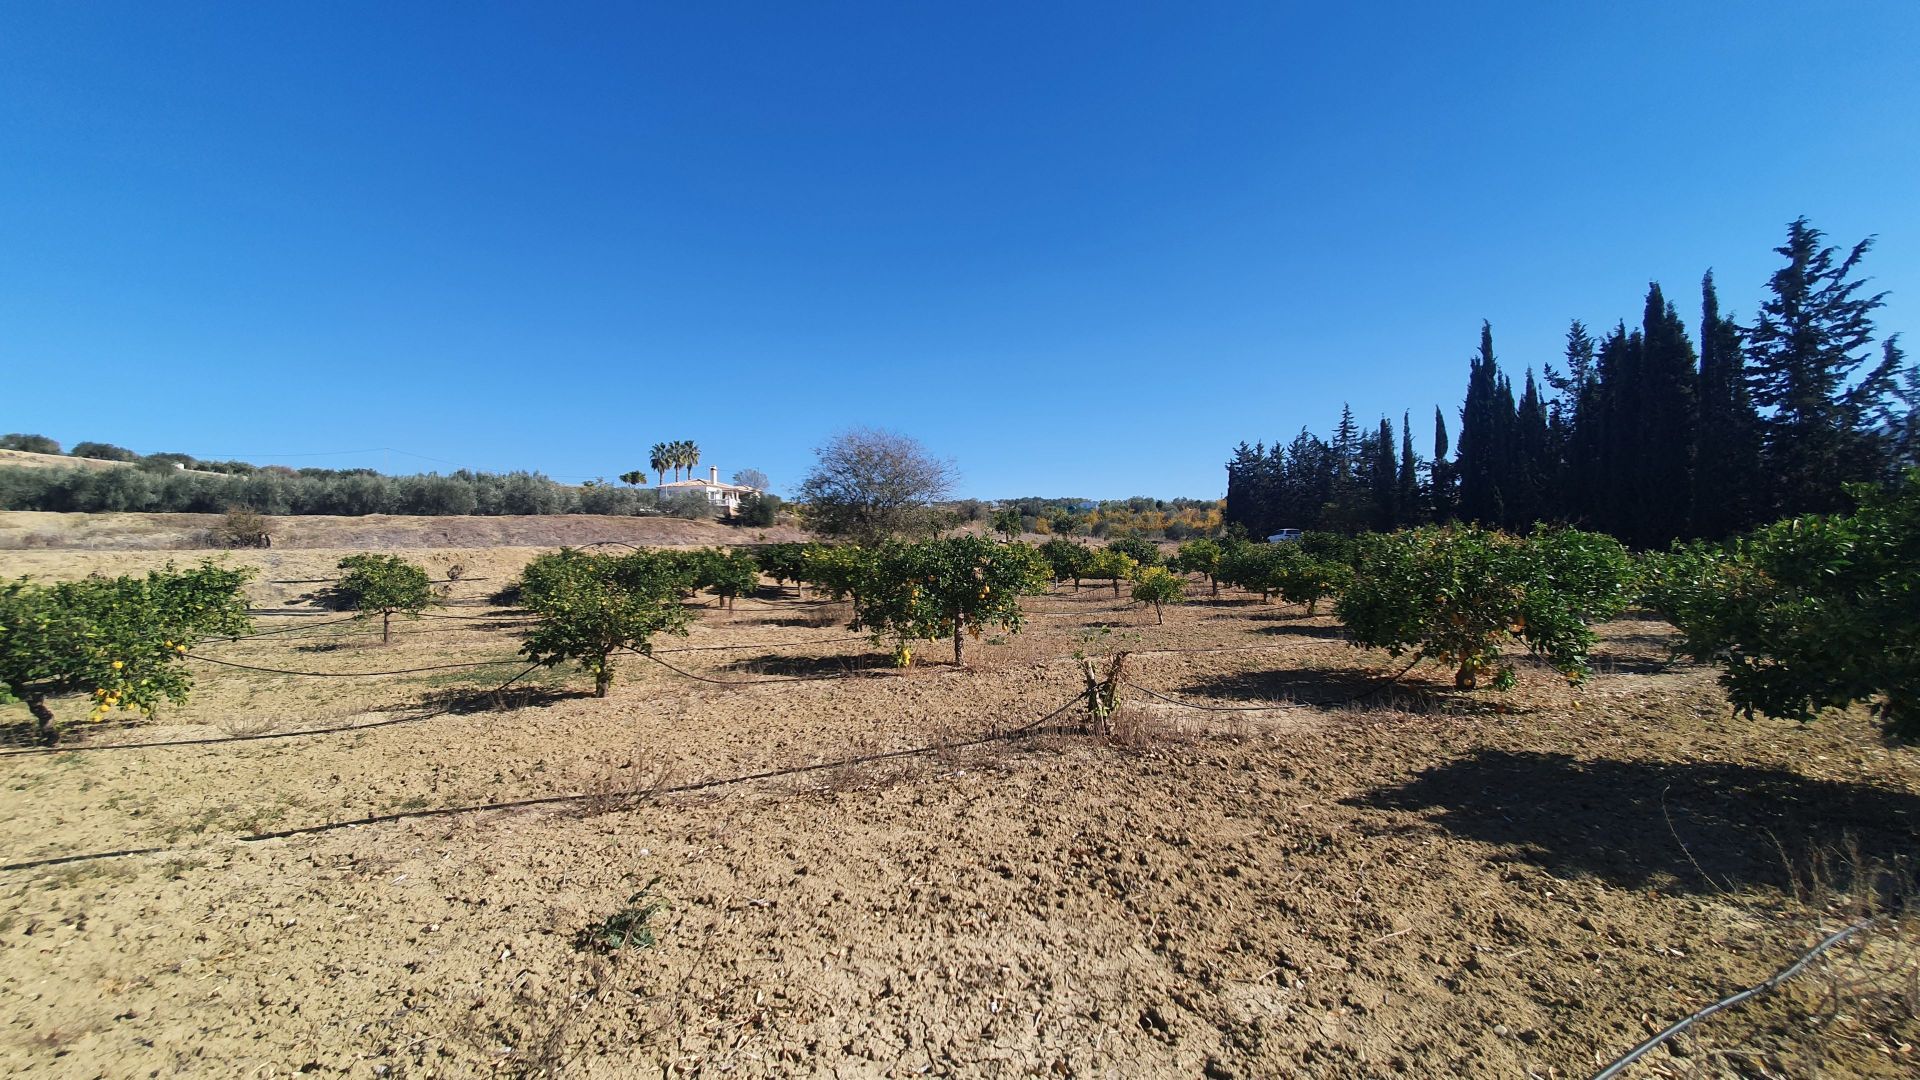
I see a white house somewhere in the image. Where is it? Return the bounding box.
[658,466,760,513]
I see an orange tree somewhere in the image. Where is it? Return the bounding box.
[1,561,253,743]
[1084,548,1140,597]
[678,547,760,610]
[1131,566,1185,624]
[1173,538,1224,596]
[1646,475,1920,738]
[1337,525,1634,689]
[335,553,435,643]
[517,550,691,696]
[1038,537,1093,589]
[849,536,1051,666]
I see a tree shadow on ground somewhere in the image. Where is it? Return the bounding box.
[1251,622,1350,641]
[1348,750,1920,896]
[717,652,888,677]
[387,685,587,715]
[1176,667,1421,710]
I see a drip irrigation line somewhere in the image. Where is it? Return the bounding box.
[192,614,364,643]
[0,689,1088,872]
[412,610,532,621]
[0,663,547,759]
[1588,918,1879,1080]
[184,654,528,678]
[653,634,873,655]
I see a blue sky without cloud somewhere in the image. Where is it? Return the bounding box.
[2,2,1916,498]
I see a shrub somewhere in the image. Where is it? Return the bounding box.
[0,561,253,742]
[1337,525,1634,690]
[1649,475,1920,738]
[518,550,692,696]
[211,505,273,548]
[734,491,780,527]
[1131,566,1185,624]
[335,554,435,643]
[848,536,1052,666]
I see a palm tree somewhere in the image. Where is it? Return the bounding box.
[684,441,701,480]
[649,443,670,484]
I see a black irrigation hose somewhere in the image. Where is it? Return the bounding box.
[653,634,873,655]
[1588,918,1879,1080]
[192,613,364,644]
[0,689,1088,872]
[0,663,548,759]
[183,654,529,678]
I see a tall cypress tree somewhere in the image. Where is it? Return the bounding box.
[1692,271,1763,538]
[1458,322,1513,527]
[1514,369,1553,529]
[1430,406,1455,521]
[1369,418,1398,530]
[1747,218,1895,514]
[1397,412,1421,526]
[1635,283,1699,547]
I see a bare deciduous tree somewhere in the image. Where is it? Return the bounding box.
[797,428,957,543]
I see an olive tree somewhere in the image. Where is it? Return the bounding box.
[335,554,435,643]
[796,427,958,543]
[1,562,253,742]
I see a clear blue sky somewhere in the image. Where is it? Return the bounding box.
[3,2,1916,499]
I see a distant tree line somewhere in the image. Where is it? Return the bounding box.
[0,465,724,519]
[1227,218,1916,546]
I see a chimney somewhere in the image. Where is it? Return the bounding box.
[709,466,719,484]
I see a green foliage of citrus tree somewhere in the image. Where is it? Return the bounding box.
[797,544,874,602]
[1084,548,1140,598]
[0,561,253,742]
[517,549,692,696]
[335,554,435,643]
[848,536,1052,666]
[1268,550,1352,616]
[1173,538,1224,596]
[756,543,812,592]
[1038,537,1093,589]
[680,547,761,609]
[1106,534,1162,568]
[990,508,1022,542]
[1131,565,1185,624]
[1646,475,1920,738]
[1336,525,1634,690]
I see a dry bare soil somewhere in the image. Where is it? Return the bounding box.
[1,533,1916,1078]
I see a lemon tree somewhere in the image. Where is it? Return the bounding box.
[1084,548,1140,597]
[849,536,1051,666]
[517,550,692,697]
[0,561,253,743]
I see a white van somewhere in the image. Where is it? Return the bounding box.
[1266,529,1303,543]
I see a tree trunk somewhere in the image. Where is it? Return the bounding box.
[24,693,56,746]
[1455,661,1478,690]
[382,611,392,644]
[1111,580,1121,597]
[953,617,966,667]
[1210,576,1218,597]
[1153,600,1164,625]
[595,663,612,698]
